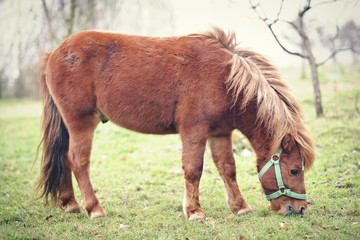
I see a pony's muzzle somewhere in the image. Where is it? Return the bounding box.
[284,205,306,216]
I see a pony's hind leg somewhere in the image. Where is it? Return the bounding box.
[66,116,106,218]
[208,134,252,216]
[59,162,81,213]
[180,124,209,220]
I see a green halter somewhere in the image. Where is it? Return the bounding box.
[258,148,308,201]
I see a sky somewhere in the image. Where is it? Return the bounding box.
[169,0,360,67]
[0,0,359,81]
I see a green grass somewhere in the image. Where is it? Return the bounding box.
[0,66,359,239]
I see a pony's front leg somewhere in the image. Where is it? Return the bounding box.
[67,128,106,219]
[58,162,81,213]
[180,125,208,220]
[208,134,252,216]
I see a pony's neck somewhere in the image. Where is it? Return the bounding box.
[235,102,273,169]
[243,125,272,164]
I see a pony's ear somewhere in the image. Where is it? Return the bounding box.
[281,133,295,154]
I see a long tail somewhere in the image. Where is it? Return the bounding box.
[36,52,69,204]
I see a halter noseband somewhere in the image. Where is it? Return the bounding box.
[258,148,308,201]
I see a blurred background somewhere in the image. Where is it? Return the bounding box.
[0,0,359,103]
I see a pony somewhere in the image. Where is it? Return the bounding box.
[36,27,315,220]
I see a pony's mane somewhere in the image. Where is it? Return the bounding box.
[193,27,315,170]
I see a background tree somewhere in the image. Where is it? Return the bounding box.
[0,66,6,98]
[250,0,359,117]
[0,0,174,99]
[0,1,42,98]
[41,0,97,42]
[338,20,360,63]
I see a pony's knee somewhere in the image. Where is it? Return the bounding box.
[223,163,237,181]
[67,151,90,174]
[182,163,203,183]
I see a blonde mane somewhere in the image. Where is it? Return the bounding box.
[196,27,315,170]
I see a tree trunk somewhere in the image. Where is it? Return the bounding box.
[14,72,25,98]
[308,58,323,117]
[66,0,77,37]
[301,59,306,80]
[301,27,324,117]
[303,41,323,117]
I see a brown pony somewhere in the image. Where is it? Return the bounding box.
[37,27,315,220]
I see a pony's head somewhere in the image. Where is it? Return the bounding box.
[258,133,308,215]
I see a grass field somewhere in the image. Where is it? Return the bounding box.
[0,66,359,239]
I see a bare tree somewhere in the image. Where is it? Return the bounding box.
[250,0,357,117]
[0,46,12,98]
[41,0,174,41]
[0,66,6,98]
[338,20,360,63]
[0,0,43,98]
[42,0,91,42]
[0,0,175,98]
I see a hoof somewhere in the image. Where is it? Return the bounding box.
[89,205,107,219]
[237,205,253,216]
[64,202,81,213]
[188,211,206,221]
[60,198,81,213]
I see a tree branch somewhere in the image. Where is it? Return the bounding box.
[317,47,356,66]
[267,24,307,59]
[312,0,340,9]
[299,0,311,18]
[41,0,61,42]
[83,0,95,30]
[285,20,308,39]
[250,0,307,59]
[66,0,77,37]
[275,0,284,21]
[250,0,284,25]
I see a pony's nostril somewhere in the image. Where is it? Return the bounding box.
[285,205,294,216]
[288,205,294,213]
[299,206,306,215]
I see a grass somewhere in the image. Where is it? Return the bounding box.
[0,65,359,239]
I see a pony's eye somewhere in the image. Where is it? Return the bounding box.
[290,169,299,176]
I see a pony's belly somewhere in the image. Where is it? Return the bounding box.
[109,116,178,135]
[98,101,178,135]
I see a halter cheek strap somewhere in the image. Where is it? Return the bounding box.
[258,148,308,201]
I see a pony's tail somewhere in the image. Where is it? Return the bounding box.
[36,52,69,204]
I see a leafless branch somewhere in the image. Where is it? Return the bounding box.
[267,24,307,59]
[312,0,339,9]
[250,0,284,25]
[317,47,354,66]
[332,25,340,41]
[250,0,307,59]
[42,0,61,42]
[83,0,95,30]
[285,20,308,40]
[299,0,311,17]
[66,0,77,37]
[275,0,284,21]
